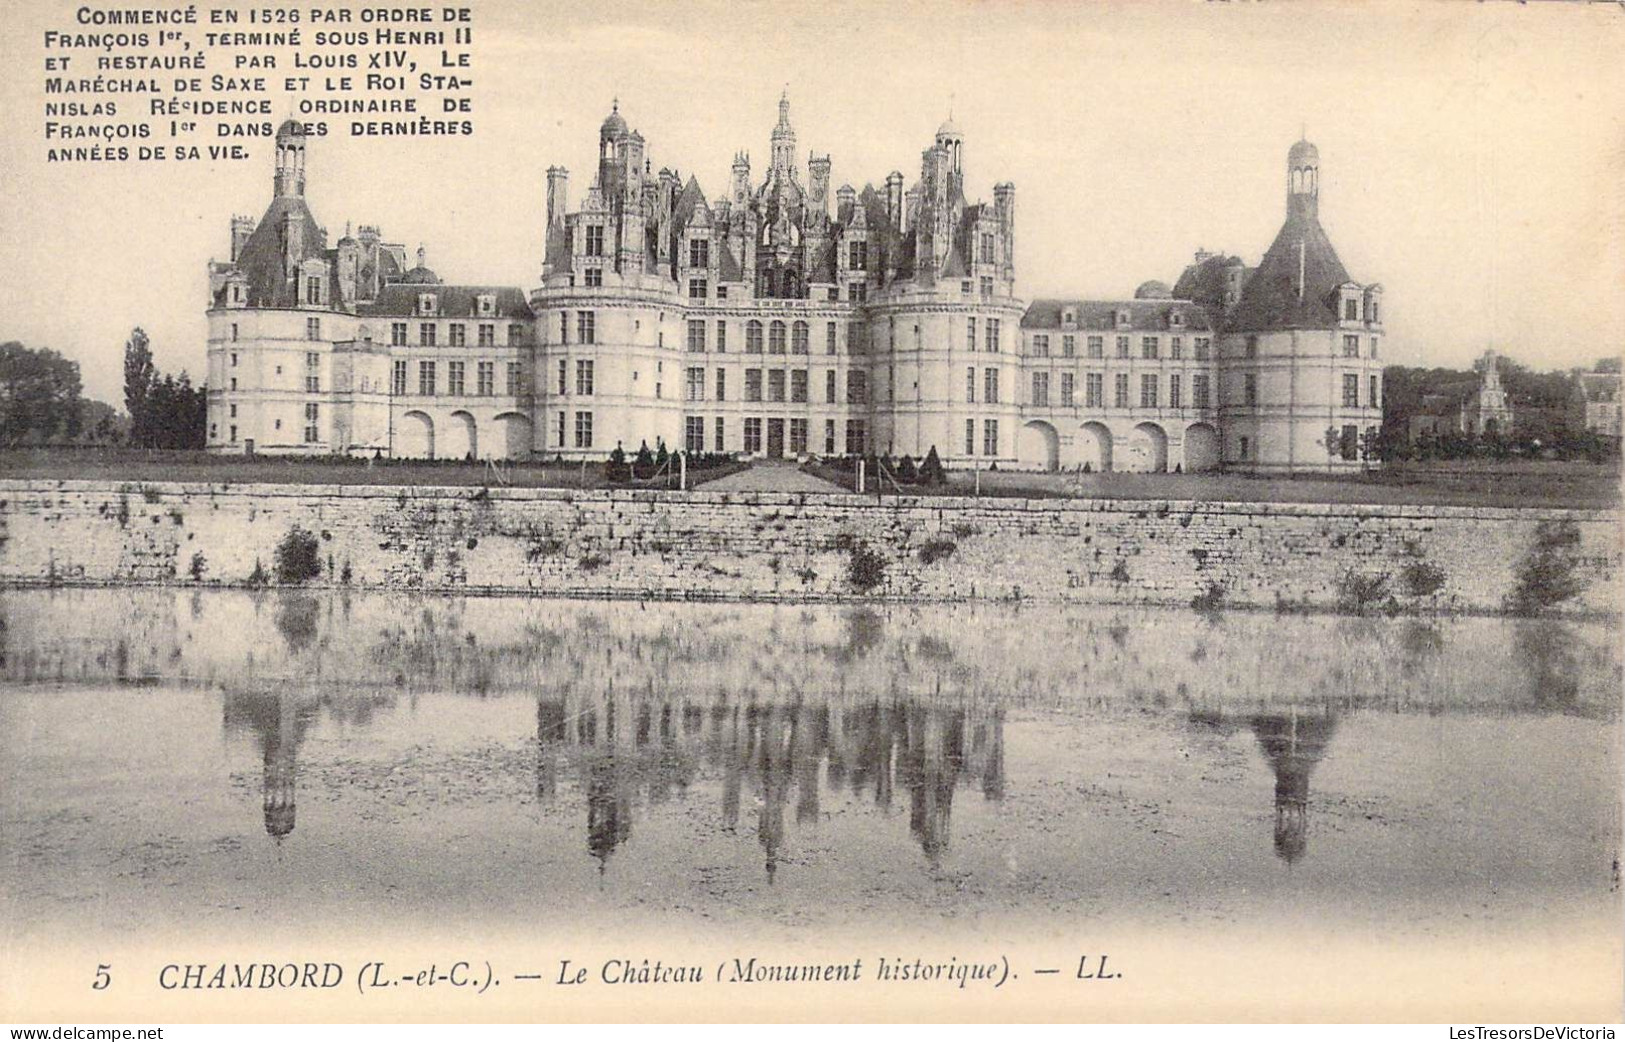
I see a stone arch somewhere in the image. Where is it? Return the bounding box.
[444,410,477,461]
[1128,422,1169,473]
[1184,422,1220,472]
[398,410,434,459]
[1017,420,1060,472]
[1077,421,1113,472]
[492,412,533,460]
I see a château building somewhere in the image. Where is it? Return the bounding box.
[205,99,1385,472]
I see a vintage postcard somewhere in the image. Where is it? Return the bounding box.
[1,0,1622,1026]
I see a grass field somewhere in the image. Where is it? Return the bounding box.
[1,449,1618,509]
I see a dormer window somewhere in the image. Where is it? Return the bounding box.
[1115,310,1131,328]
[1170,311,1184,328]
[477,294,495,317]
[1344,298,1359,322]
[418,293,437,316]
[1062,308,1077,328]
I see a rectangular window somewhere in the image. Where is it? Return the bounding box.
[1140,374,1158,408]
[745,368,763,402]
[979,275,994,298]
[1194,337,1211,361]
[1114,372,1130,408]
[509,324,526,345]
[983,419,999,457]
[848,241,867,270]
[966,366,977,403]
[1343,372,1359,408]
[1062,334,1076,358]
[478,361,495,396]
[824,419,836,455]
[845,419,866,455]
[420,323,436,347]
[1244,373,1258,406]
[689,278,707,300]
[847,370,868,404]
[1344,298,1359,322]
[1032,334,1050,358]
[1170,336,1183,360]
[392,322,408,346]
[556,358,567,395]
[1370,374,1380,409]
[789,418,808,456]
[585,225,604,257]
[689,239,709,268]
[556,411,565,448]
[826,322,837,355]
[1032,371,1050,407]
[306,277,321,305]
[965,418,976,455]
[449,323,466,347]
[576,360,595,396]
[1169,374,1182,408]
[851,282,867,304]
[769,322,787,354]
[791,369,808,403]
[306,317,320,340]
[1341,424,1359,461]
[686,366,705,402]
[744,417,763,454]
[687,319,706,352]
[1086,372,1103,408]
[584,267,603,288]
[1141,336,1159,360]
[1087,336,1103,359]
[716,417,726,453]
[1193,374,1211,409]
[1343,334,1360,358]
[716,368,727,401]
[418,361,435,396]
[304,402,319,443]
[1061,372,1075,406]
[986,318,1001,353]
[685,416,706,454]
[716,321,727,353]
[792,322,809,355]
[392,360,407,395]
[823,369,835,404]
[1116,335,1130,359]
[230,351,238,367]
[478,323,495,347]
[980,232,995,263]
[508,361,523,395]
[966,317,977,353]
[574,410,593,449]
[768,369,786,403]
[718,285,728,300]
[577,311,595,345]
[746,322,764,353]
[447,361,465,396]
[1245,335,1259,358]
[1369,336,1379,359]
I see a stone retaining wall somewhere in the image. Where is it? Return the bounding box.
[0,480,1618,615]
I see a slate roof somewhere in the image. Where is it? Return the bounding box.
[1577,372,1620,403]
[1223,210,1351,333]
[1170,254,1248,313]
[1021,299,1215,332]
[222,195,328,308]
[360,284,534,319]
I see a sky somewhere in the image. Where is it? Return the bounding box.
[2,0,1623,406]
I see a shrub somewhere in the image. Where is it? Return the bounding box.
[1400,559,1447,598]
[605,443,631,483]
[1336,569,1390,614]
[919,446,946,486]
[1191,581,1226,612]
[273,525,322,584]
[578,553,609,572]
[846,541,888,592]
[1507,521,1587,615]
[917,538,957,565]
[188,552,207,582]
[632,441,656,480]
[1110,559,1130,584]
[896,455,918,482]
[246,558,269,587]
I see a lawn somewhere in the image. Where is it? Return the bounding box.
[1,449,1617,509]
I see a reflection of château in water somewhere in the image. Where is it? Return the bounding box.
[1189,704,1340,864]
[222,688,320,840]
[537,686,1005,878]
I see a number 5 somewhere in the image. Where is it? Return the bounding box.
[92,964,111,990]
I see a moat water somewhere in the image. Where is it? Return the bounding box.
[1,588,1619,947]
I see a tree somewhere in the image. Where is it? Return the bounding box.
[0,341,83,446]
[633,440,655,479]
[123,327,156,446]
[919,445,946,486]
